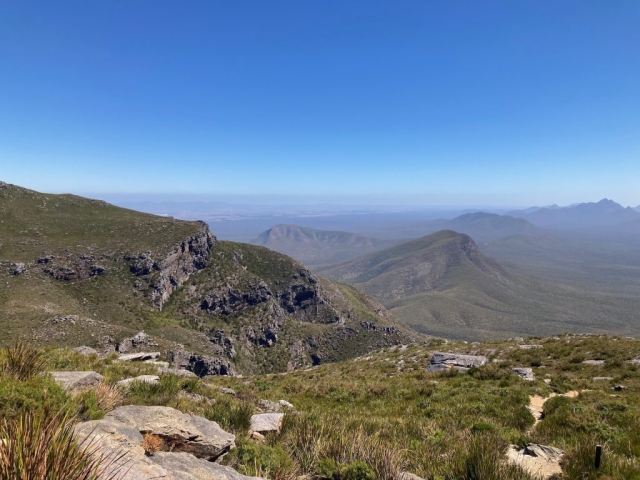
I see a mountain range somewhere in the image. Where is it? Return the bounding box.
[509,198,640,230]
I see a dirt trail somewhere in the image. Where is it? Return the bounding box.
[527,390,580,428]
[506,390,584,479]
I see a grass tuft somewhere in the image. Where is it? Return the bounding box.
[1,340,47,381]
[0,409,123,480]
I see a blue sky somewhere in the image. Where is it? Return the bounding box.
[1,1,639,206]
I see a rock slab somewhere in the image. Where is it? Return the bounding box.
[250,413,284,433]
[50,371,103,391]
[105,405,235,461]
[116,375,160,388]
[74,417,260,480]
[118,352,160,362]
[513,367,535,381]
[427,352,487,372]
[506,443,564,480]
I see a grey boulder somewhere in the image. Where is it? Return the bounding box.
[116,375,159,388]
[250,413,284,433]
[512,367,535,381]
[427,352,487,372]
[105,405,235,461]
[74,346,98,356]
[74,418,260,480]
[50,371,103,391]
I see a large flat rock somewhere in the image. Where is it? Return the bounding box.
[50,371,103,391]
[116,375,159,388]
[74,419,260,480]
[152,452,263,480]
[105,405,235,461]
[118,352,160,362]
[427,352,487,372]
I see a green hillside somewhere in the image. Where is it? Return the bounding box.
[0,183,418,373]
[321,230,640,340]
[252,224,398,266]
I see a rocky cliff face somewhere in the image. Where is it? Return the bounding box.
[128,222,216,309]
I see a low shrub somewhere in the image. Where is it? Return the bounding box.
[205,397,253,434]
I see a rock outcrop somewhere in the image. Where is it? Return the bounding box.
[75,408,261,480]
[50,371,103,391]
[103,405,235,460]
[170,350,236,377]
[128,223,216,309]
[513,367,535,381]
[74,346,98,355]
[506,443,564,479]
[427,352,487,372]
[116,375,159,388]
[250,413,284,433]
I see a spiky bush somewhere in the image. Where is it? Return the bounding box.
[1,340,47,381]
[0,410,123,480]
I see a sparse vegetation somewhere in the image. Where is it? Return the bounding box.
[0,335,638,478]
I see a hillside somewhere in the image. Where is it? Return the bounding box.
[321,230,640,340]
[251,224,398,266]
[9,333,638,479]
[0,182,418,374]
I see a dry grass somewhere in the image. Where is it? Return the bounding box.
[141,433,165,456]
[93,383,124,413]
[0,410,123,480]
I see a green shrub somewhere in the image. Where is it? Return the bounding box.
[317,458,376,480]
[230,440,296,478]
[205,397,253,434]
[0,375,69,421]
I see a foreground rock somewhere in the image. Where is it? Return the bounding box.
[152,452,263,480]
[75,414,261,480]
[250,413,284,433]
[50,371,103,391]
[506,443,564,479]
[105,405,234,460]
[427,352,487,372]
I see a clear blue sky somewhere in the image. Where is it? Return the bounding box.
[1,1,639,206]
